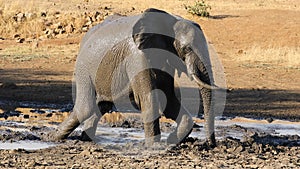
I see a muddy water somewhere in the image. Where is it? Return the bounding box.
[0,141,57,150]
[1,101,299,150]
[0,113,299,150]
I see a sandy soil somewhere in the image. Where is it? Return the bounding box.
[0,0,299,168]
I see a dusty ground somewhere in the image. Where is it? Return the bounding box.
[0,0,299,168]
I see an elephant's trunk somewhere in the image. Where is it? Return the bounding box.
[200,87,216,147]
[185,54,217,147]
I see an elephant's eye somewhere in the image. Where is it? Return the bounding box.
[183,46,192,54]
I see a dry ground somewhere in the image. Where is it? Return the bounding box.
[0,0,299,119]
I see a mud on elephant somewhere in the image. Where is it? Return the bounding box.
[46,8,223,147]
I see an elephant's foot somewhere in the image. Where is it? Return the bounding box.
[145,135,161,147]
[41,129,68,142]
[144,120,161,147]
[206,132,216,148]
[80,131,93,141]
[167,114,193,144]
[41,112,80,142]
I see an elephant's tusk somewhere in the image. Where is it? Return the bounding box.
[191,74,223,90]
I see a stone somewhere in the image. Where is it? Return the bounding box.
[0,82,18,89]
[65,24,74,33]
[25,12,36,19]
[80,150,91,156]
[16,38,25,43]
[82,26,89,32]
[13,34,20,39]
[16,13,25,22]
[41,12,47,17]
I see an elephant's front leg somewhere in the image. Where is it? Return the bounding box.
[164,95,194,144]
[130,70,161,146]
[155,71,193,144]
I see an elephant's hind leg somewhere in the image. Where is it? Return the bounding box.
[46,111,80,141]
[81,101,114,141]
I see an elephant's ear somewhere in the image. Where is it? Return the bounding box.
[132,8,177,50]
[192,22,202,31]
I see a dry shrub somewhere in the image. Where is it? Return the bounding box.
[237,45,300,68]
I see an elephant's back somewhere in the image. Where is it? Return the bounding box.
[75,15,141,82]
[79,15,141,52]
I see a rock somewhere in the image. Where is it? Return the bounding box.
[94,11,101,21]
[41,11,47,17]
[16,13,25,22]
[46,113,53,117]
[30,109,46,114]
[79,150,91,156]
[266,117,274,123]
[234,145,244,153]
[85,16,93,26]
[65,24,74,33]
[82,26,89,32]
[44,28,53,35]
[121,121,131,128]
[0,113,8,119]
[13,34,20,39]
[0,82,18,89]
[54,28,64,34]
[53,22,63,29]
[25,12,36,19]
[44,20,53,27]
[16,38,25,43]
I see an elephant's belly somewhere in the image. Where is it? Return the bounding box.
[95,65,131,103]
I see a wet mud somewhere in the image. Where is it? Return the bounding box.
[0,109,299,168]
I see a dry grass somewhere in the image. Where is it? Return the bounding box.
[1,0,299,39]
[0,46,49,62]
[236,46,300,69]
[0,0,106,39]
[0,0,44,38]
[1,0,299,69]
[209,0,300,11]
[0,43,78,63]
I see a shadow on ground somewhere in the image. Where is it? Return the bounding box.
[0,68,73,110]
[209,14,239,20]
[0,68,299,120]
[224,88,300,120]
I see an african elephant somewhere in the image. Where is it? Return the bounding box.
[49,8,219,147]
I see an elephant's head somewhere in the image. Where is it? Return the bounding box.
[173,19,218,147]
[173,20,219,89]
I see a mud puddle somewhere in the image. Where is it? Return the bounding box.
[1,101,299,150]
[0,114,299,150]
[0,141,57,150]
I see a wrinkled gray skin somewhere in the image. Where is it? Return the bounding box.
[49,8,217,147]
